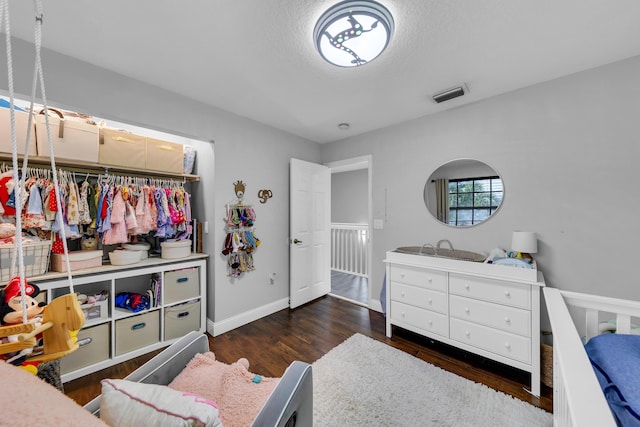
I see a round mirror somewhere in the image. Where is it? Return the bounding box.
[424,159,504,227]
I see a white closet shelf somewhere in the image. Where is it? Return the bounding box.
[0,153,199,182]
[29,253,208,281]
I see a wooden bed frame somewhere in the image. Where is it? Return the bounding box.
[543,287,640,426]
[83,331,313,426]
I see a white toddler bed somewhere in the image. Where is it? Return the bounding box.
[544,287,640,426]
[1,331,312,426]
[84,331,313,426]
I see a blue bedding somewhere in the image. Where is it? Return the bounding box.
[585,334,640,426]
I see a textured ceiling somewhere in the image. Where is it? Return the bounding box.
[5,0,640,143]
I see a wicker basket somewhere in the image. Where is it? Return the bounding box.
[541,343,553,388]
[0,240,52,281]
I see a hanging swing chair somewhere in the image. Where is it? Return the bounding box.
[0,0,84,366]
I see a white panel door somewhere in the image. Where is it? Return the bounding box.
[289,158,331,308]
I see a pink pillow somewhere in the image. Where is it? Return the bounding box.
[169,352,280,427]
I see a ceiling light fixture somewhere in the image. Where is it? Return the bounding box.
[314,0,394,68]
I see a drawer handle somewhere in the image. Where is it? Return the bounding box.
[401,292,405,298]
[504,317,511,323]
[465,331,470,337]
[427,277,433,283]
[428,320,433,326]
[504,342,511,349]
[504,291,511,297]
[131,322,146,331]
[464,284,470,290]
[77,337,93,347]
[400,273,405,278]
[401,312,405,318]
[177,311,190,318]
[112,136,138,144]
[177,277,189,283]
[428,298,433,305]
[464,307,470,314]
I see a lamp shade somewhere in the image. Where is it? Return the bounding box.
[511,231,538,254]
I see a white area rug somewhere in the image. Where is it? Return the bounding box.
[312,333,552,427]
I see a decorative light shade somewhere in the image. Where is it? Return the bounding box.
[511,231,538,254]
[314,0,394,67]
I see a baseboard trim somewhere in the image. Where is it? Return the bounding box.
[207,297,290,336]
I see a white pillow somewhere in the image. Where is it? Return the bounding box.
[100,379,223,427]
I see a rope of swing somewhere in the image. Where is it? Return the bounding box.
[1,0,75,324]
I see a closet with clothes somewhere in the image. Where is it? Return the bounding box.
[0,163,193,261]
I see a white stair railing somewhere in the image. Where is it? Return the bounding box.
[331,223,369,278]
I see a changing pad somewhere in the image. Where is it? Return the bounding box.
[585,334,640,426]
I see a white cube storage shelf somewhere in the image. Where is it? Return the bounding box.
[34,255,207,382]
[385,250,545,397]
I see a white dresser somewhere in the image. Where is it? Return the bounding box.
[385,250,545,396]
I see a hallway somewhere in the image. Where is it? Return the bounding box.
[330,270,368,306]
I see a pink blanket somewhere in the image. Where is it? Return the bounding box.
[0,361,108,426]
[169,352,280,427]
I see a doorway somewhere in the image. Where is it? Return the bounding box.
[325,155,372,307]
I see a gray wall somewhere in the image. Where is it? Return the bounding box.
[5,36,640,334]
[331,169,368,223]
[1,38,321,330]
[321,55,640,329]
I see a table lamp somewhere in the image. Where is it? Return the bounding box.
[511,231,537,262]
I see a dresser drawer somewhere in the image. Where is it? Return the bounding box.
[449,295,531,337]
[390,265,447,292]
[450,318,531,364]
[390,282,447,314]
[390,300,448,337]
[449,273,530,309]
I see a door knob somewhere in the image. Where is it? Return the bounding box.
[292,239,303,244]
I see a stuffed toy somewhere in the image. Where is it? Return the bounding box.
[0,277,46,371]
[0,277,46,326]
[168,352,280,427]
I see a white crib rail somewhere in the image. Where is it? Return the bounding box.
[331,223,369,277]
[560,290,640,341]
[543,288,616,427]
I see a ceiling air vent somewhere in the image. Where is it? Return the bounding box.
[433,85,467,104]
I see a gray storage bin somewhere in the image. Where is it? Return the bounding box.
[60,323,110,374]
[115,311,160,356]
[164,268,199,303]
[164,300,201,340]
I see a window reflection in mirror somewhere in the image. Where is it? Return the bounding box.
[424,159,504,227]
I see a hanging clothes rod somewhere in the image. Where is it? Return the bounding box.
[0,162,188,186]
[0,154,199,182]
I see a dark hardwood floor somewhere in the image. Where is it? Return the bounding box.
[331,270,369,305]
[64,295,553,413]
